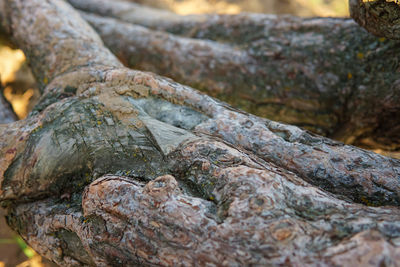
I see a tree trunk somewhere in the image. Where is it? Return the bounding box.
[68,0,400,154]
[1,0,400,266]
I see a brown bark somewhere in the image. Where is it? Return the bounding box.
[350,0,400,40]
[1,0,400,266]
[69,0,400,154]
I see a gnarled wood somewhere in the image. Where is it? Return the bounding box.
[69,0,400,154]
[69,0,400,41]
[350,0,400,40]
[0,0,400,266]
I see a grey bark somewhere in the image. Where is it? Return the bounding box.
[69,0,400,154]
[0,0,400,266]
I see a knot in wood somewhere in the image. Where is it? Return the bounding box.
[143,175,180,200]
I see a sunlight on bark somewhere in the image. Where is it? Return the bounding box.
[169,0,241,14]
[153,0,349,16]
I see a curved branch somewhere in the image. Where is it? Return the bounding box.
[80,11,400,152]
[349,0,400,40]
[69,0,400,41]
[67,0,203,31]
[1,0,400,265]
[0,0,122,91]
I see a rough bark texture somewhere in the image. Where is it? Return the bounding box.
[70,0,400,154]
[1,0,400,266]
[350,0,400,40]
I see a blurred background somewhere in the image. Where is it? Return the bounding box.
[0,0,348,266]
[130,0,349,16]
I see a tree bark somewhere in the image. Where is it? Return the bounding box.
[69,0,400,154]
[350,0,400,40]
[1,0,400,266]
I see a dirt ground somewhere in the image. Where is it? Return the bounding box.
[0,208,28,266]
[0,209,58,267]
